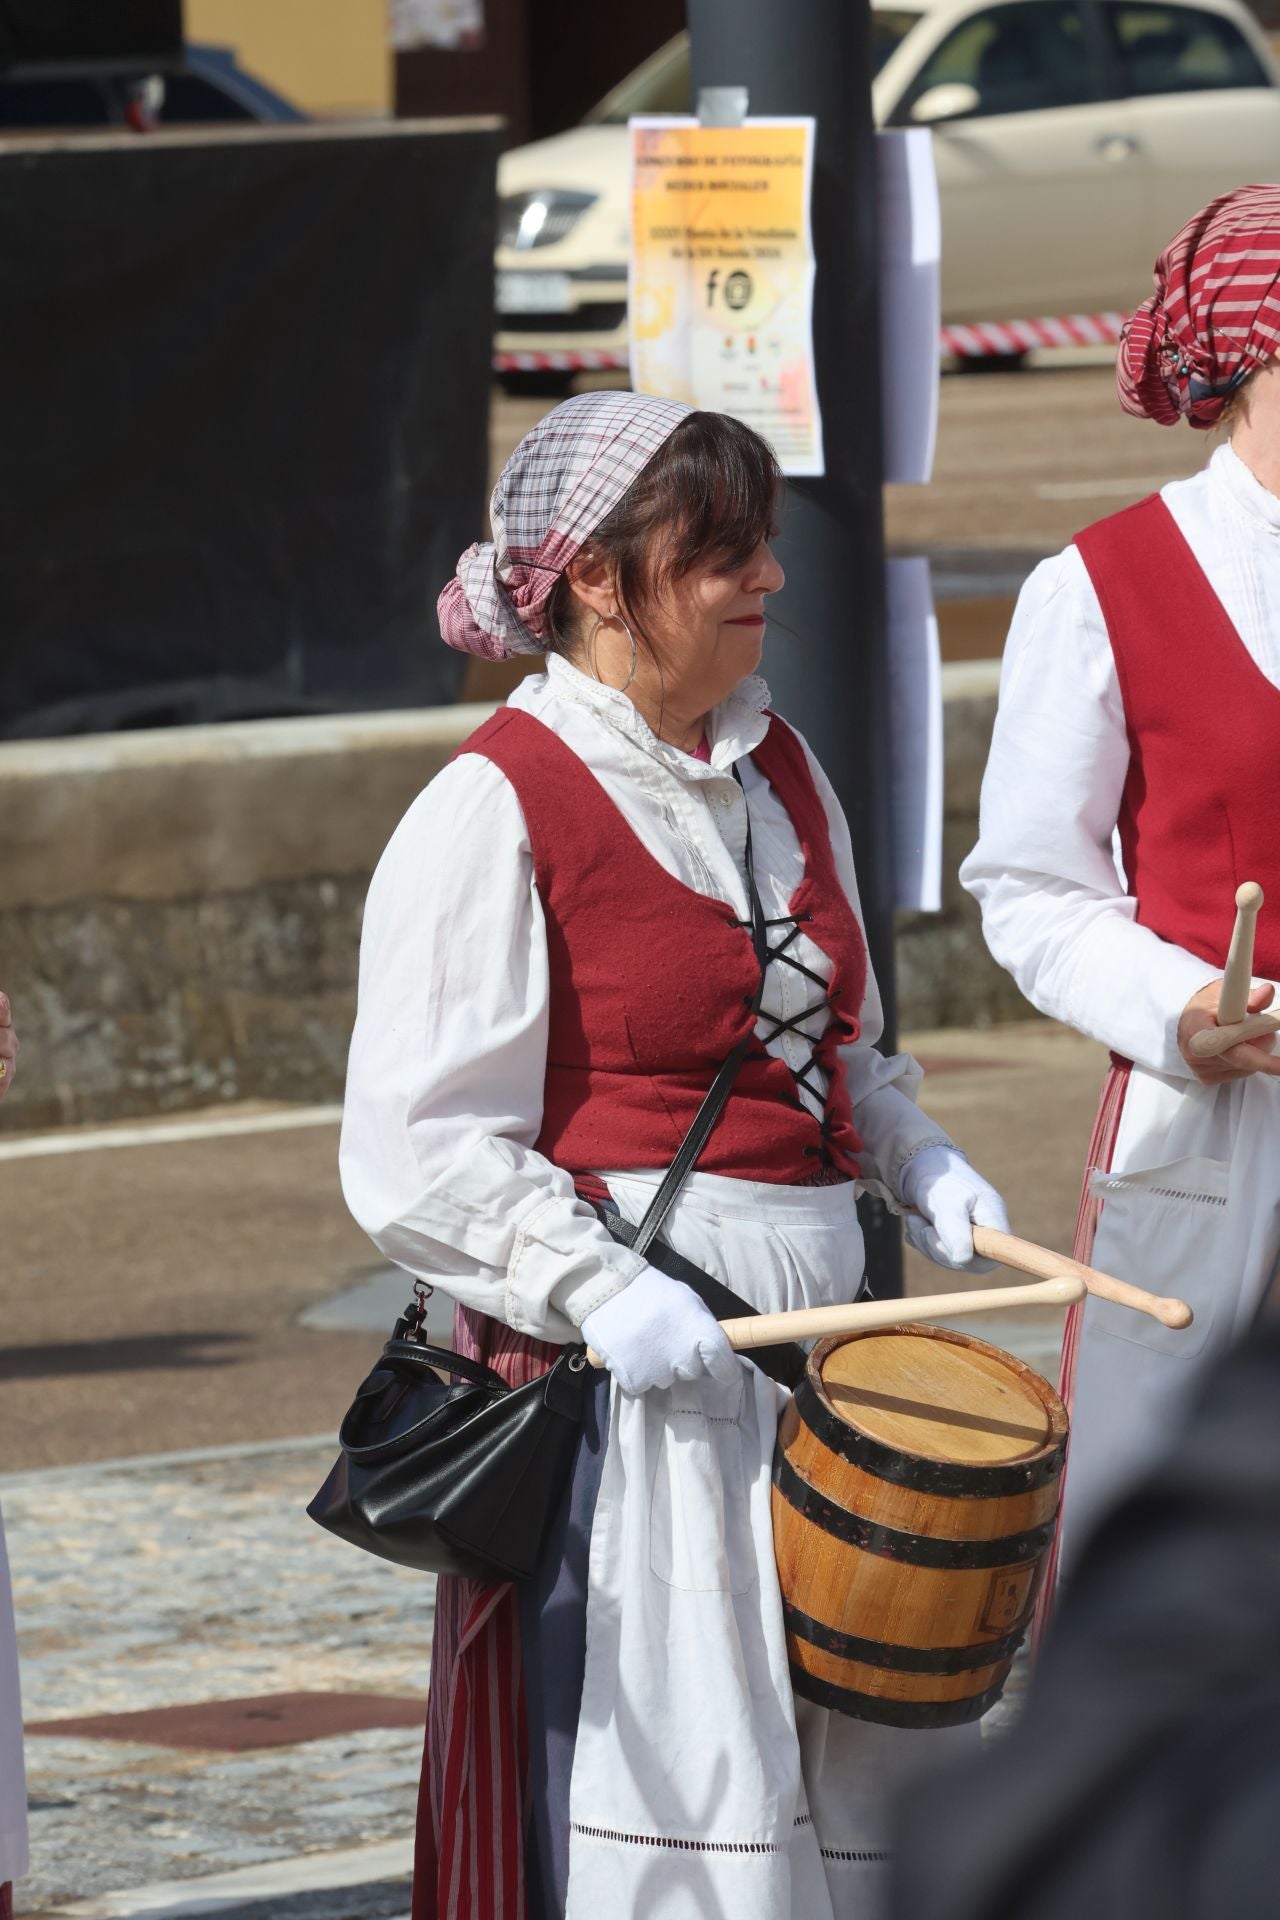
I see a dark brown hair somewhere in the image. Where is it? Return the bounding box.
[1218,369,1257,436]
[545,410,782,652]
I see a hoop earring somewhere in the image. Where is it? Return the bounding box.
[590,614,638,693]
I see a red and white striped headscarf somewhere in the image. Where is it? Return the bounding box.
[438,389,690,660]
[1118,184,1280,428]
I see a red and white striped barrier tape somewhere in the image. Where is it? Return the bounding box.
[940,311,1128,357]
[494,348,630,373]
[494,314,1130,375]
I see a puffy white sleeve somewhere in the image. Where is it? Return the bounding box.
[800,737,952,1195]
[338,754,645,1344]
[958,548,1218,1077]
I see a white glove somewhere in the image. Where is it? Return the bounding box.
[898,1144,1010,1274]
[580,1267,741,1395]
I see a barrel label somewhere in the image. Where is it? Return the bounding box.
[980,1562,1039,1634]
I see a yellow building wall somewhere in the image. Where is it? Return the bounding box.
[184,0,392,118]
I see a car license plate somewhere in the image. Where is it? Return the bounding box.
[496,271,573,315]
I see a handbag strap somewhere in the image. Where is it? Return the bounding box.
[629,781,769,1262]
[381,1338,509,1392]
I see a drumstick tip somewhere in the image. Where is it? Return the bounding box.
[1236,881,1264,913]
[1043,1275,1087,1306]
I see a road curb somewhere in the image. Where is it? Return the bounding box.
[37,1840,412,1919]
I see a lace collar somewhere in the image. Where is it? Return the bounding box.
[536,651,772,776]
[1214,440,1280,537]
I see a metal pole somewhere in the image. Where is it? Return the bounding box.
[688,0,902,1295]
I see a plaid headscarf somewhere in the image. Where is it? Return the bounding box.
[439,390,691,660]
[1118,183,1280,428]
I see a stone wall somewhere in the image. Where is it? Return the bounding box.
[0,710,486,1130]
[0,670,1030,1130]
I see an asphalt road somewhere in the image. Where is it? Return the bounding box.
[0,1022,1107,1472]
[882,358,1205,552]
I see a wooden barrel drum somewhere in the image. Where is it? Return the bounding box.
[772,1324,1069,1728]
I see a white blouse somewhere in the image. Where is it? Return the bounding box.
[960,442,1280,1079]
[340,654,947,1345]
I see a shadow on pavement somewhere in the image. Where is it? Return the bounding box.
[0,1330,250,1380]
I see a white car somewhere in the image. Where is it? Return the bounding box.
[495,0,1280,387]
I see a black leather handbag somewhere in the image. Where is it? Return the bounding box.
[306,1291,591,1579]
[307,793,803,1581]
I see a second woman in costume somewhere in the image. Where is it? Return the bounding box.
[963,185,1280,1572]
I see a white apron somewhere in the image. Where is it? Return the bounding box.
[564,1170,978,1920]
[1059,1065,1280,1573]
[0,1508,28,1886]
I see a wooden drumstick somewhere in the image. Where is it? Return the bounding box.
[583,1275,1085,1367]
[972,1225,1192,1330]
[1217,880,1264,1027]
[718,1275,1083,1350]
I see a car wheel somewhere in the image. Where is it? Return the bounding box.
[955,350,1029,374]
[497,369,575,398]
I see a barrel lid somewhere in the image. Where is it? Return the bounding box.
[819,1328,1054,1466]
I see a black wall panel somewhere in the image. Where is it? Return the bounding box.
[0,122,499,735]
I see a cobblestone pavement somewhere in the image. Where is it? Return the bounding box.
[6,1441,431,1917]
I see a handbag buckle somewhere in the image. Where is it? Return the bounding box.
[406,1279,434,1341]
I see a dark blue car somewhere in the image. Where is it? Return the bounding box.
[0,43,304,130]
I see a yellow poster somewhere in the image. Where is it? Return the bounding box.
[629,117,822,477]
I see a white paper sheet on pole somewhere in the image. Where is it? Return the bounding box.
[887,556,943,912]
[629,118,823,476]
[877,129,941,486]
[391,0,485,50]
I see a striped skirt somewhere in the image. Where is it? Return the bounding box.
[413,1306,592,1920]
[1033,1054,1130,1646]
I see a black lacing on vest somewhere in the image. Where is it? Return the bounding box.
[728,905,837,1155]
[725,768,844,1169]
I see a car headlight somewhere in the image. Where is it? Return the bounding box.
[498,190,598,251]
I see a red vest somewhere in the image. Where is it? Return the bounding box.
[461,707,867,1184]
[1076,495,1280,979]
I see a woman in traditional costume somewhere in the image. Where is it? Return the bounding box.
[962,184,1280,1576]
[341,390,1008,1920]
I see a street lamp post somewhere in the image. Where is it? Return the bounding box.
[688,0,902,1294]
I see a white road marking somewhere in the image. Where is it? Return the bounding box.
[0,1104,342,1163]
[44,1836,413,1918]
[1034,474,1174,501]
[0,1431,337,1492]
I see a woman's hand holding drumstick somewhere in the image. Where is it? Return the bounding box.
[584,1275,1086,1366]
[1180,882,1280,1082]
[583,1227,1193,1368]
